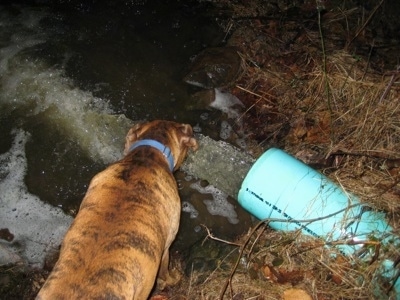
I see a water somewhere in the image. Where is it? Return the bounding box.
[0,129,73,267]
[0,1,252,268]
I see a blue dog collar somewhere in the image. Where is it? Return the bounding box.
[128,139,174,172]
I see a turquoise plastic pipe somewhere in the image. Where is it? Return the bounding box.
[238,148,399,298]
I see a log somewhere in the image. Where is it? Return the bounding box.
[181,134,255,200]
[83,112,255,198]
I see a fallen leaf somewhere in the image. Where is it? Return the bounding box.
[283,288,312,300]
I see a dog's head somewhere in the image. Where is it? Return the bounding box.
[124,120,198,171]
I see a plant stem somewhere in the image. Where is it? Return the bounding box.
[317,5,334,143]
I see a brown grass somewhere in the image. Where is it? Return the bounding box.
[172,225,394,299]
[2,1,399,299]
[170,1,400,299]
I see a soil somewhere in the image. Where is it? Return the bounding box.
[1,0,399,299]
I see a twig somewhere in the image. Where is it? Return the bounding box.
[387,257,400,294]
[379,65,400,103]
[222,20,234,43]
[316,2,334,142]
[234,84,277,123]
[201,248,237,285]
[247,225,267,265]
[219,220,269,300]
[373,177,400,200]
[361,39,375,81]
[235,85,275,105]
[186,262,195,298]
[201,224,242,247]
[347,0,385,48]
[329,149,400,160]
[317,259,356,287]
[217,203,386,300]
[293,238,381,257]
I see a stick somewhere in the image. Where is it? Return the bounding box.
[347,0,384,48]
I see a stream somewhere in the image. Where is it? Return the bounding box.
[0,0,253,269]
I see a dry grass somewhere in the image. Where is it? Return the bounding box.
[228,8,400,220]
[172,225,395,299]
[174,1,400,299]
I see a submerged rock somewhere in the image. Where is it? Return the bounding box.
[184,47,242,89]
[184,47,244,120]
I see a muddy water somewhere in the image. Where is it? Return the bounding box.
[0,1,252,268]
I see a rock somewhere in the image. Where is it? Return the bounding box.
[183,47,242,89]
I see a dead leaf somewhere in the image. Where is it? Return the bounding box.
[283,288,312,300]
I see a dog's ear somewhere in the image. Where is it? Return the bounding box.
[124,123,143,155]
[179,124,198,151]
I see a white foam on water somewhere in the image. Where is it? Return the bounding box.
[0,129,73,268]
[0,55,129,164]
[182,201,199,219]
[190,181,239,224]
[235,138,247,149]
[0,5,133,268]
[220,120,232,140]
[0,5,131,165]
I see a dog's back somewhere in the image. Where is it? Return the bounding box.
[36,120,197,300]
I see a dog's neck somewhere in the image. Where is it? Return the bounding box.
[128,139,175,171]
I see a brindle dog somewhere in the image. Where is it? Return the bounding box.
[36,120,198,300]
